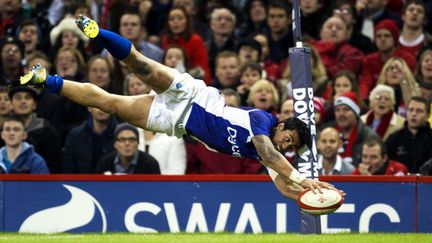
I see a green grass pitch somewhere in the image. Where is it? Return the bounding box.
[0,233,430,243]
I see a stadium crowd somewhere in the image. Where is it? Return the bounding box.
[1,0,432,176]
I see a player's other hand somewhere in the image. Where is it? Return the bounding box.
[299,178,335,194]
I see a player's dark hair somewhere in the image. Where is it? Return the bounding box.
[282,117,311,149]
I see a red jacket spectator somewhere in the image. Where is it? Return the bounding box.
[311,40,364,78]
[186,141,263,174]
[162,34,211,84]
[352,160,408,175]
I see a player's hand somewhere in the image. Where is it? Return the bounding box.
[299,178,334,194]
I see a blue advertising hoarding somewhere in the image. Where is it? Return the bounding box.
[0,175,428,233]
[418,177,432,233]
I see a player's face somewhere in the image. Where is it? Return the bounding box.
[375,29,395,52]
[320,17,347,45]
[361,144,386,174]
[406,100,429,130]
[115,130,139,157]
[335,105,357,130]
[402,3,425,29]
[0,92,11,116]
[317,128,340,160]
[1,120,26,148]
[88,58,111,89]
[272,125,301,153]
[11,91,36,115]
[168,9,187,35]
[370,91,393,117]
[421,53,432,80]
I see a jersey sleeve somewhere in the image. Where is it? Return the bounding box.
[248,110,277,137]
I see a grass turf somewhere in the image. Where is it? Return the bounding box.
[0,233,430,243]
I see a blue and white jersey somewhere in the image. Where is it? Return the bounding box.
[184,87,278,160]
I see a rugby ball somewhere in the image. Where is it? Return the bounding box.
[297,188,344,215]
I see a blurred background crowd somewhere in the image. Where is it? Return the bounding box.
[1,0,432,176]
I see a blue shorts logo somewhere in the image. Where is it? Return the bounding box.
[176,82,184,89]
[19,185,107,233]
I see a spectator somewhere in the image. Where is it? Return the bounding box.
[26,53,64,134]
[313,97,326,129]
[376,57,420,117]
[253,33,270,63]
[264,0,293,64]
[317,127,355,175]
[112,9,163,63]
[211,51,240,90]
[162,6,211,84]
[53,46,86,82]
[247,79,279,113]
[311,16,364,77]
[221,88,241,107]
[328,91,377,166]
[237,61,262,106]
[361,84,405,141]
[17,19,42,64]
[123,74,186,175]
[0,86,12,125]
[386,96,432,173]
[87,55,114,93]
[332,0,376,54]
[356,0,401,41]
[352,135,408,175]
[419,157,432,175]
[322,71,361,123]
[9,86,62,173]
[49,16,89,62]
[398,0,432,57]
[0,36,25,86]
[162,45,189,74]
[237,38,262,66]
[0,0,25,36]
[359,19,417,100]
[63,107,118,174]
[206,7,237,76]
[236,0,268,39]
[97,123,160,174]
[300,0,325,40]
[278,98,294,122]
[0,115,48,174]
[172,0,211,41]
[416,49,432,87]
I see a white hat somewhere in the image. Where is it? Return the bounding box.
[50,17,89,46]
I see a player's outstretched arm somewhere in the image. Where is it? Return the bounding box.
[252,135,332,193]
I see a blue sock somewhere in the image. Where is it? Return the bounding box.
[45,75,64,93]
[95,29,132,60]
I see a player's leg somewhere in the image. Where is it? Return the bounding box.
[20,65,153,129]
[76,15,174,93]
